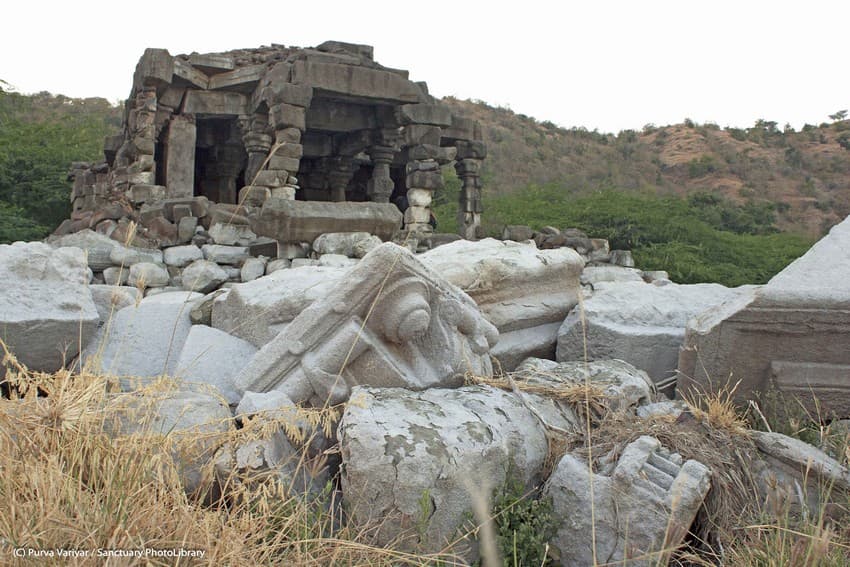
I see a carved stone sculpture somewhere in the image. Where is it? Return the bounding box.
[235,242,499,406]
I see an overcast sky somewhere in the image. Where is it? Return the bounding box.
[2,0,847,133]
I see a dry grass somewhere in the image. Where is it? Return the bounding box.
[0,350,465,566]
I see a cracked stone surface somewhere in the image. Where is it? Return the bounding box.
[544,435,711,567]
[234,243,498,406]
[421,238,584,370]
[338,384,580,556]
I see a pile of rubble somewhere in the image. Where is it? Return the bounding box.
[3,215,850,565]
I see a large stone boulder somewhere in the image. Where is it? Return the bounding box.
[678,216,850,414]
[174,325,257,405]
[338,385,577,555]
[80,295,193,383]
[545,436,711,567]
[234,243,498,406]
[212,266,348,347]
[0,242,99,374]
[558,282,744,389]
[421,238,584,370]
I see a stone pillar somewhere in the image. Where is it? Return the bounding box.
[242,114,272,186]
[453,139,487,240]
[367,145,395,203]
[164,114,196,198]
[263,85,312,195]
[326,157,355,202]
[454,158,483,240]
[206,142,245,204]
[404,158,443,234]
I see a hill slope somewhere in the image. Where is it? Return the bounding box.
[443,97,850,238]
[0,89,122,241]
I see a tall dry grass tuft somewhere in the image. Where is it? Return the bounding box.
[0,348,464,566]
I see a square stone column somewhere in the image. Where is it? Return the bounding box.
[164,115,196,198]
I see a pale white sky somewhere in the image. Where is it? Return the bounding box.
[2,0,847,133]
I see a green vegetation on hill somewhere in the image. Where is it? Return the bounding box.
[443,97,850,238]
[0,88,121,243]
[434,173,812,287]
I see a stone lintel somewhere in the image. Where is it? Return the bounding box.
[182,90,248,116]
[173,59,209,90]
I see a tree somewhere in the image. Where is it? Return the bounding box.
[829,110,848,122]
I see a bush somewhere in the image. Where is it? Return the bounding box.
[437,185,811,286]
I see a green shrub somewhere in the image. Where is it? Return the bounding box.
[434,185,811,286]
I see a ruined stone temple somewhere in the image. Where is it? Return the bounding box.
[60,41,486,247]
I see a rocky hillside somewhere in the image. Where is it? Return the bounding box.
[443,97,850,237]
[2,88,848,242]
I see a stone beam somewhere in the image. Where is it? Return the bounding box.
[292,60,427,103]
[305,100,377,132]
[209,64,266,90]
[173,59,209,90]
[182,91,249,115]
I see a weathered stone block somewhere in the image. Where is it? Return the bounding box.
[135,48,173,87]
[455,140,487,159]
[403,124,441,146]
[272,143,303,159]
[268,155,301,171]
[559,281,746,387]
[80,296,193,380]
[291,60,426,103]
[238,185,271,207]
[270,103,307,130]
[421,238,584,370]
[128,262,170,288]
[253,169,290,188]
[182,259,229,293]
[201,244,249,265]
[678,215,850,413]
[403,206,431,225]
[396,104,453,126]
[545,436,711,567]
[234,243,498,405]
[253,200,402,243]
[0,243,99,374]
[175,325,257,405]
[182,91,248,115]
[406,169,443,190]
[275,128,302,144]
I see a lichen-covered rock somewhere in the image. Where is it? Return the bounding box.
[339,385,578,555]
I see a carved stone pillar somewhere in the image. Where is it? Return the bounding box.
[403,158,442,234]
[242,115,272,185]
[367,145,395,203]
[454,158,483,240]
[326,157,355,202]
[207,142,246,204]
